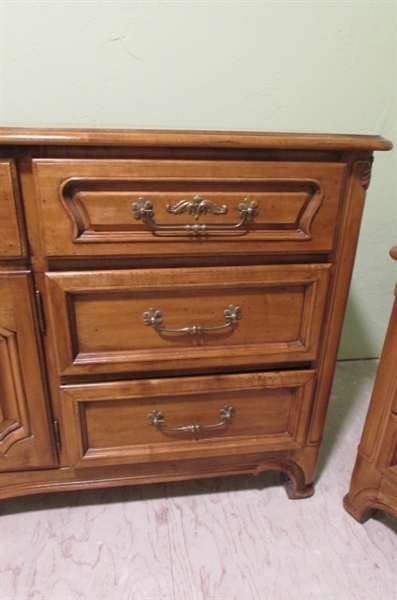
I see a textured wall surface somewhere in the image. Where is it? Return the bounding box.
[1,1,396,358]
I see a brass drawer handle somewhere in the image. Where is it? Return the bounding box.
[143,304,242,334]
[132,196,258,234]
[147,406,236,433]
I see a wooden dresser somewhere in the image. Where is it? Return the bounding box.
[344,246,397,522]
[0,128,391,501]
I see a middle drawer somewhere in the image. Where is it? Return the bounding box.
[45,263,331,380]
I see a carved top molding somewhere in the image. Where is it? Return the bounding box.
[0,127,393,152]
[357,159,374,191]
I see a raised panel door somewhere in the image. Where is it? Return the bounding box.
[0,272,57,471]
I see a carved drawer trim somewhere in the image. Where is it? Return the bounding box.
[45,263,331,379]
[61,370,317,468]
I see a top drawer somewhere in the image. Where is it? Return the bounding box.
[0,160,26,258]
[33,159,345,258]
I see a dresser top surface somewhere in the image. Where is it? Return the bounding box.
[0,127,392,152]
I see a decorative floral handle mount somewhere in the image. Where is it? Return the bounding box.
[147,406,236,433]
[143,305,242,334]
[132,196,258,234]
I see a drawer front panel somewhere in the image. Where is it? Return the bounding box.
[46,264,331,378]
[0,161,26,258]
[34,159,345,257]
[61,370,316,468]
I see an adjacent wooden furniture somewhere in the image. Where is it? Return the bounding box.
[0,128,391,501]
[344,247,397,522]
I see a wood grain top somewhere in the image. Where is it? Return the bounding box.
[0,127,393,151]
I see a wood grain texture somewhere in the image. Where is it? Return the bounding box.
[59,370,316,469]
[0,127,393,150]
[0,272,57,470]
[0,160,26,258]
[0,128,392,502]
[44,264,330,378]
[33,158,344,257]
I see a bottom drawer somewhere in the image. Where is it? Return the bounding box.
[61,370,316,468]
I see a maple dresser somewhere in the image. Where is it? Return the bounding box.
[0,128,391,501]
[344,246,397,522]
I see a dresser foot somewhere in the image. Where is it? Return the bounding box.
[343,492,377,523]
[281,472,315,499]
[343,454,395,522]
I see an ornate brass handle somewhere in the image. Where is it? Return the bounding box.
[147,406,236,433]
[143,305,242,334]
[132,196,258,234]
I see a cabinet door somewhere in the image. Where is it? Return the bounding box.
[0,272,57,471]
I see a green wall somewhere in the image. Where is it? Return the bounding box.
[1,1,396,358]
